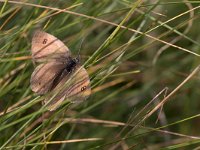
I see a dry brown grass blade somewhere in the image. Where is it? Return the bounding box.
[0,7,21,30]
[0,0,199,57]
[109,65,200,150]
[153,1,195,64]
[142,65,200,123]
[93,78,125,93]
[4,138,102,149]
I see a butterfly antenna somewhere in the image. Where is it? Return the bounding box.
[77,38,85,63]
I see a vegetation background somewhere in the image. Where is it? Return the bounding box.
[0,0,200,149]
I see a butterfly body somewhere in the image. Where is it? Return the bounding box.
[49,58,79,93]
[30,30,91,111]
[64,57,79,72]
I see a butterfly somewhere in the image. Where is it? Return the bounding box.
[30,30,91,111]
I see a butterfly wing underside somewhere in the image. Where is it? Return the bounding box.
[31,30,91,111]
[44,66,91,111]
[31,30,71,62]
[30,62,66,95]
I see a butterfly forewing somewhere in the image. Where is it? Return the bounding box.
[31,30,71,62]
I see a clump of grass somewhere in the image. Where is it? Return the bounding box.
[1,0,200,149]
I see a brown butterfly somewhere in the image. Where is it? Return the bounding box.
[30,30,91,111]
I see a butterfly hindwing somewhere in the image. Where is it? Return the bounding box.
[30,62,66,95]
[44,66,91,111]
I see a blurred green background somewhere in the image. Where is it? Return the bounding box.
[0,0,200,149]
